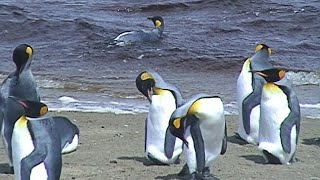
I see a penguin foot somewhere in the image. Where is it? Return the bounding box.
[201,167,214,180]
[3,166,14,174]
[189,172,199,180]
[145,153,168,166]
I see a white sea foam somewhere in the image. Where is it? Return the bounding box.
[58,96,78,104]
[286,71,320,86]
[42,97,319,119]
[43,98,149,115]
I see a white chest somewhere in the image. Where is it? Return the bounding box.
[148,92,176,128]
[12,122,47,180]
[237,60,253,101]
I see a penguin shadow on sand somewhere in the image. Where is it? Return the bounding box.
[227,133,249,145]
[227,133,266,164]
[302,137,320,146]
[0,163,14,174]
[155,173,221,180]
[240,155,266,164]
[117,156,174,166]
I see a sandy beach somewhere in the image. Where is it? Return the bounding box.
[0,112,319,180]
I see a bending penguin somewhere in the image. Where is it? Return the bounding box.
[136,70,184,165]
[109,16,164,47]
[9,96,63,180]
[168,94,227,180]
[253,68,300,164]
[236,44,273,145]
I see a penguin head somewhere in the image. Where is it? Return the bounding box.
[136,71,156,102]
[253,68,286,83]
[148,16,164,28]
[168,116,189,148]
[12,44,33,74]
[255,44,272,55]
[8,96,48,118]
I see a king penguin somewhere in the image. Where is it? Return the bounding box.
[0,44,79,172]
[109,16,164,47]
[236,44,273,145]
[136,70,184,165]
[1,44,39,100]
[168,94,227,180]
[253,68,300,164]
[0,44,39,170]
[8,96,63,180]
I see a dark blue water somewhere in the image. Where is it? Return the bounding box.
[0,0,319,117]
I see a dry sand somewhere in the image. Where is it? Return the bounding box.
[0,112,319,180]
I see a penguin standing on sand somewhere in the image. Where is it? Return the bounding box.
[253,68,300,164]
[136,70,184,164]
[168,94,227,179]
[0,44,39,170]
[236,44,273,144]
[8,96,63,180]
[1,44,79,172]
[109,16,164,47]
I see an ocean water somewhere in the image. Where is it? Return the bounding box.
[0,0,319,118]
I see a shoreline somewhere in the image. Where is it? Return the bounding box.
[0,112,319,180]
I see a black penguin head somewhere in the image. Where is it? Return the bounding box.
[148,16,164,28]
[136,71,156,103]
[12,44,33,73]
[8,96,48,118]
[255,44,272,55]
[253,68,286,83]
[168,116,189,148]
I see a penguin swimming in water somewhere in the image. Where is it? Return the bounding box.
[254,68,300,164]
[109,16,164,47]
[8,96,63,180]
[236,44,273,145]
[168,94,227,179]
[136,70,184,165]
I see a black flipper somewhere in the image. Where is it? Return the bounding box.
[190,116,205,173]
[220,121,227,155]
[20,145,47,180]
[278,85,301,154]
[242,75,265,134]
[164,127,176,159]
[144,118,147,152]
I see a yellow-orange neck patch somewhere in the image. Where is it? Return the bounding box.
[16,116,28,127]
[188,99,203,115]
[153,87,170,96]
[264,83,282,93]
[244,58,251,71]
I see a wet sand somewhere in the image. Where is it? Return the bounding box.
[0,112,319,180]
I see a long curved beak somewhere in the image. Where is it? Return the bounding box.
[147,88,153,103]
